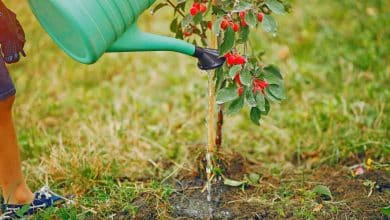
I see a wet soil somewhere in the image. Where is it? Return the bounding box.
[127,151,389,219]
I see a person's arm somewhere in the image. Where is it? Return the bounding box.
[0,0,9,33]
[0,0,24,40]
[0,0,15,33]
[0,0,26,63]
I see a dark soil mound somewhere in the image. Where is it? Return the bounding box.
[124,150,389,219]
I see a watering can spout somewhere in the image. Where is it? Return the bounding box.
[107,24,225,70]
[193,47,226,70]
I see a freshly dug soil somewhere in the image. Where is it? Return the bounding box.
[129,150,389,219]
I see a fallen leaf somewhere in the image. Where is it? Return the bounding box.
[313,204,323,212]
[224,178,246,187]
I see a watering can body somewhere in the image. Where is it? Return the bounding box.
[28,0,198,65]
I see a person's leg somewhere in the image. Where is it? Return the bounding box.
[0,55,33,205]
[0,96,34,204]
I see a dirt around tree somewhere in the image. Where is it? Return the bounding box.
[124,149,389,219]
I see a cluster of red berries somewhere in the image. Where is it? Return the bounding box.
[239,11,248,27]
[221,19,240,32]
[220,11,264,32]
[225,52,246,66]
[236,78,269,96]
[190,2,207,16]
[235,72,269,96]
[252,79,269,93]
[240,11,265,26]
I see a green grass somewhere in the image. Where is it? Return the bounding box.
[2,0,389,218]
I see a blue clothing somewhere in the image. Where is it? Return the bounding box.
[0,55,15,100]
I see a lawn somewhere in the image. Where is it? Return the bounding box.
[2,0,389,219]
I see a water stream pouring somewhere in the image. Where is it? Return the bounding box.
[28,0,225,70]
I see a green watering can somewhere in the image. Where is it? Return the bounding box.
[28,0,225,70]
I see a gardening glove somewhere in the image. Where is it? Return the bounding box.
[0,0,26,64]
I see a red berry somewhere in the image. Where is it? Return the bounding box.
[258,13,264,22]
[193,2,201,10]
[183,30,192,37]
[239,11,246,19]
[190,7,199,16]
[253,79,269,93]
[199,4,207,13]
[227,56,236,66]
[234,73,243,86]
[241,19,247,27]
[235,56,246,65]
[221,19,229,29]
[232,23,240,32]
[207,21,212,30]
[225,52,236,66]
[237,87,244,96]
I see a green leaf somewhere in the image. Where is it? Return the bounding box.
[255,93,266,111]
[262,99,271,115]
[268,84,286,100]
[181,14,193,28]
[229,65,242,78]
[213,16,224,35]
[175,29,184,39]
[262,14,277,33]
[245,89,257,107]
[193,12,203,24]
[170,17,178,33]
[215,67,225,91]
[265,89,281,103]
[264,65,283,79]
[216,86,238,104]
[232,1,252,12]
[313,185,333,200]
[250,107,261,125]
[380,206,390,217]
[219,27,235,55]
[152,3,168,14]
[265,0,286,14]
[239,26,250,43]
[212,5,226,16]
[239,69,252,86]
[244,12,257,28]
[263,71,283,85]
[226,95,244,115]
[224,178,246,187]
[16,205,30,217]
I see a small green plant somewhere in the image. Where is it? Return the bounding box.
[154,0,290,181]
[156,0,289,125]
[312,185,332,201]
[15,205,30,218]
[381,205,390,217]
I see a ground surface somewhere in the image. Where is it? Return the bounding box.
[1,0,389,219]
